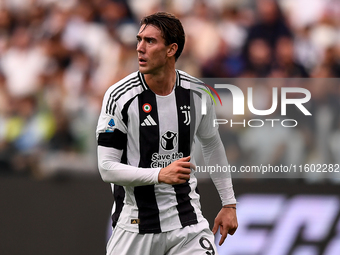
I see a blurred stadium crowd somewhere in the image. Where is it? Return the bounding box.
[0,0,339,181]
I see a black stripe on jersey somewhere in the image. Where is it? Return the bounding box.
[138,72,149,91]
[112,185,125,228]
[175,70,180,86]
[121,96,138,126]
[111,76,139,99]
[106,76,139,114]
[173,86,198,227]
[109,80,143,116]
[179,73,202,84]
[180,77,205,86]
[106,76,138,114]
[175,86,193,156]
[97,131,127,150]
[111,104,117,118]
[134,185,161,233]
[134,89,161,233]
[138,89,159,167]
[173,182,198,226]
[113,80,141,102]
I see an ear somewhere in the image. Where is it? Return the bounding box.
[167,43,178,58]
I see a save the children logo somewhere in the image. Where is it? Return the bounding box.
[161,131,178,151]
[151,152,183,168]
[150,131,181,168]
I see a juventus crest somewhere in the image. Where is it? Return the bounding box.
[180,105,190,125]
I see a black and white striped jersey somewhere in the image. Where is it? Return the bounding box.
[96,70,218,234]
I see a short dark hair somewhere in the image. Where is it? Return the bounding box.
[140,12,185,61]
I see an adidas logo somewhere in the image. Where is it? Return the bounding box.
[141,115,157,126]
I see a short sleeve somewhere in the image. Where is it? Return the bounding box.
[96,90,127,150]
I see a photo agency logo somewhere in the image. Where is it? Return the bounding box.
[195,83,312,128]
[192,83,223,115]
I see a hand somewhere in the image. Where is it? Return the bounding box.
[212,205,238,246]
[158,156,193,185]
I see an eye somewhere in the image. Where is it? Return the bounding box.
[147,38,153,44]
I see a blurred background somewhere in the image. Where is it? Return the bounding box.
[0,0,339,254]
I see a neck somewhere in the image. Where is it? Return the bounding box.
[144,68,177,96]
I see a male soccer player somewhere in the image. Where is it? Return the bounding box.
[96,12,238,255]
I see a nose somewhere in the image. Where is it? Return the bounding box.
[137,40,145,53]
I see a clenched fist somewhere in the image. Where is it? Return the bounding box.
[158,156,195,185]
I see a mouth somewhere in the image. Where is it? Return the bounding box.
[138,57,147,65]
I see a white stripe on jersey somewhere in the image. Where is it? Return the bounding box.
[156,90,178,154]
[155,90,182,231]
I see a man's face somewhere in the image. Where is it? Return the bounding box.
[136,24,170,75]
